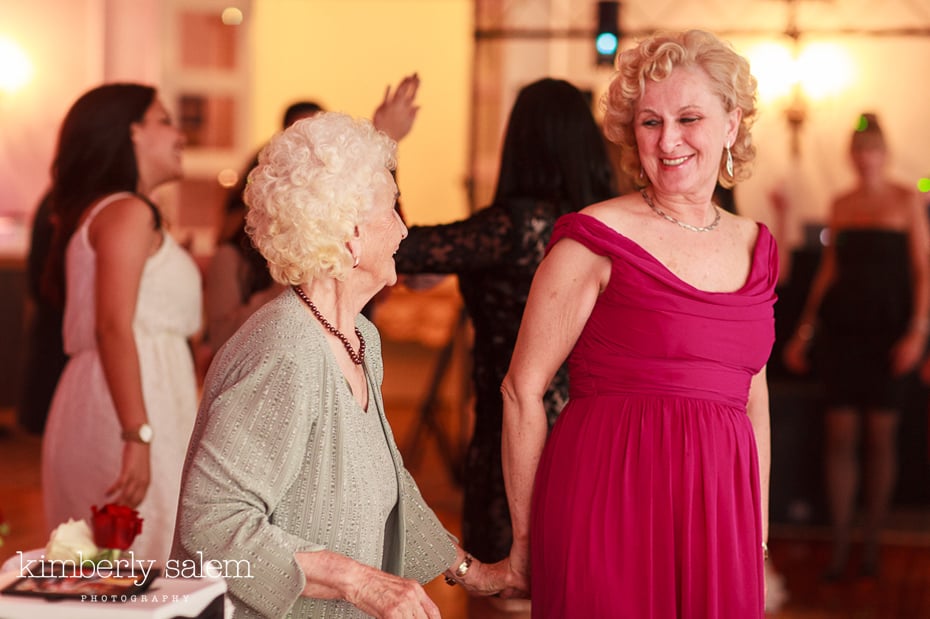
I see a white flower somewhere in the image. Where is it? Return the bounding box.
[45,518,99,563]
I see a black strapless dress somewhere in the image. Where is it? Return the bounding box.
[816,228,914,410]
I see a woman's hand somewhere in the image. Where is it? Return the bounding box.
[506,547,531,597]
[295,550,440,619]
[342,566,440,619]
[782,334,810,374]
[106,441,151,508]
[456,556,529,599]
[372,73,420,142]
[891,330,926,376]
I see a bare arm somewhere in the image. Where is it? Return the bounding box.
[293,543,523,616]
[893,189,930,374]
[746,366,771,549]
[500,238,609,587]
[88,196,161,507]
[783,206,839,374]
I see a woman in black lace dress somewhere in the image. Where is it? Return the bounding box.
[394,78,618,565]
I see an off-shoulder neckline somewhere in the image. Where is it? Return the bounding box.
[559,212,769,296]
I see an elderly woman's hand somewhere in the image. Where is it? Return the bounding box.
[296,550,440,618]
[445,555,529,599]
[344,566,440,619]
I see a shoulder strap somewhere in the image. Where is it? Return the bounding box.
[83,191,162,231]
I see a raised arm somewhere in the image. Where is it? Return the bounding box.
[372,73,420,142]
[500,236,609,588]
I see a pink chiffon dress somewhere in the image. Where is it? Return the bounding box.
[529,213,778,618]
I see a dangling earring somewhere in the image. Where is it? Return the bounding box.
[352,253,360,269]
[639,167,645,180]
[725,142,734,178]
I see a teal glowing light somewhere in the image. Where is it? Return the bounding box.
[596,32,618,56]
[918,178,930,193]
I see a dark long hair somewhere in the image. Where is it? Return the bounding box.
[42,83,157,307]
[493,78,617,214]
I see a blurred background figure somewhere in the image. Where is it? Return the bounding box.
[17,191,68,435]
[394,77,618,613]
[783,112,930,580]
[41,83,202,564]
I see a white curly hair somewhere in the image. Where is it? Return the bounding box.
[244,111,397,284]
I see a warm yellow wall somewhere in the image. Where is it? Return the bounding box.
[251,0,473,225]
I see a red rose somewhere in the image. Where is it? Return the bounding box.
[91,503,143,550]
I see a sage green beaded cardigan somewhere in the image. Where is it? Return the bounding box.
[172,290,457,618]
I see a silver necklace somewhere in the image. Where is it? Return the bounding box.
[640,189,720,233]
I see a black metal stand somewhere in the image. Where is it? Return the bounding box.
[401,308,470,486]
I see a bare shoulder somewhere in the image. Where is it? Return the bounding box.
[87,194,161,249]
[891,181,921,205]
[86,193,154,230]
[721,209,764,252]
[579,193,644,232]
[724,209,763,235]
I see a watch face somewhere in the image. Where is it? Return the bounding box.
[138,424,153,443]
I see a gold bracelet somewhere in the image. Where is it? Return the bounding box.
[443,553,473,586]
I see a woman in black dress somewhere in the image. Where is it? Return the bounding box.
[394,78,618,566]
[784,113,930,579]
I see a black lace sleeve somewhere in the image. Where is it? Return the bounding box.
[394,205,513,274]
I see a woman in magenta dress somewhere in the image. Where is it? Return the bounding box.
[501,30,775,617]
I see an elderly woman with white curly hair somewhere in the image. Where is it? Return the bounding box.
[172,112,520,619]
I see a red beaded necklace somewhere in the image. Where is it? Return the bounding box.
[292,285,366,365]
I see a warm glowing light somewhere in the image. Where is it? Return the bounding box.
[796,43,854,101]
[0,36,32,94]
[745,43,795,103]
[746,41,854,104]
[221,7,243,26]
[918,178,930,193]
[217,168,239,188]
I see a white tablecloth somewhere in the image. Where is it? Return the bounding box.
[0,558,229,619]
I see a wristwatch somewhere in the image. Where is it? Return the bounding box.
[122,423,153,444]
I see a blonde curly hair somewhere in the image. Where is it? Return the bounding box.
[244,112,396,284]
[602,29,758,189]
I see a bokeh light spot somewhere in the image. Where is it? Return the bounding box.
[0,36,32,94]
[221,8,243,26]
[217,168,239,188]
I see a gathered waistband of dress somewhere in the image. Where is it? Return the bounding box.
[568,386,746,411]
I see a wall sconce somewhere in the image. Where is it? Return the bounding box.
[747,39,855,157]
[0,36,32,95]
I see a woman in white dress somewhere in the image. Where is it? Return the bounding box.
[41,83,201,564]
